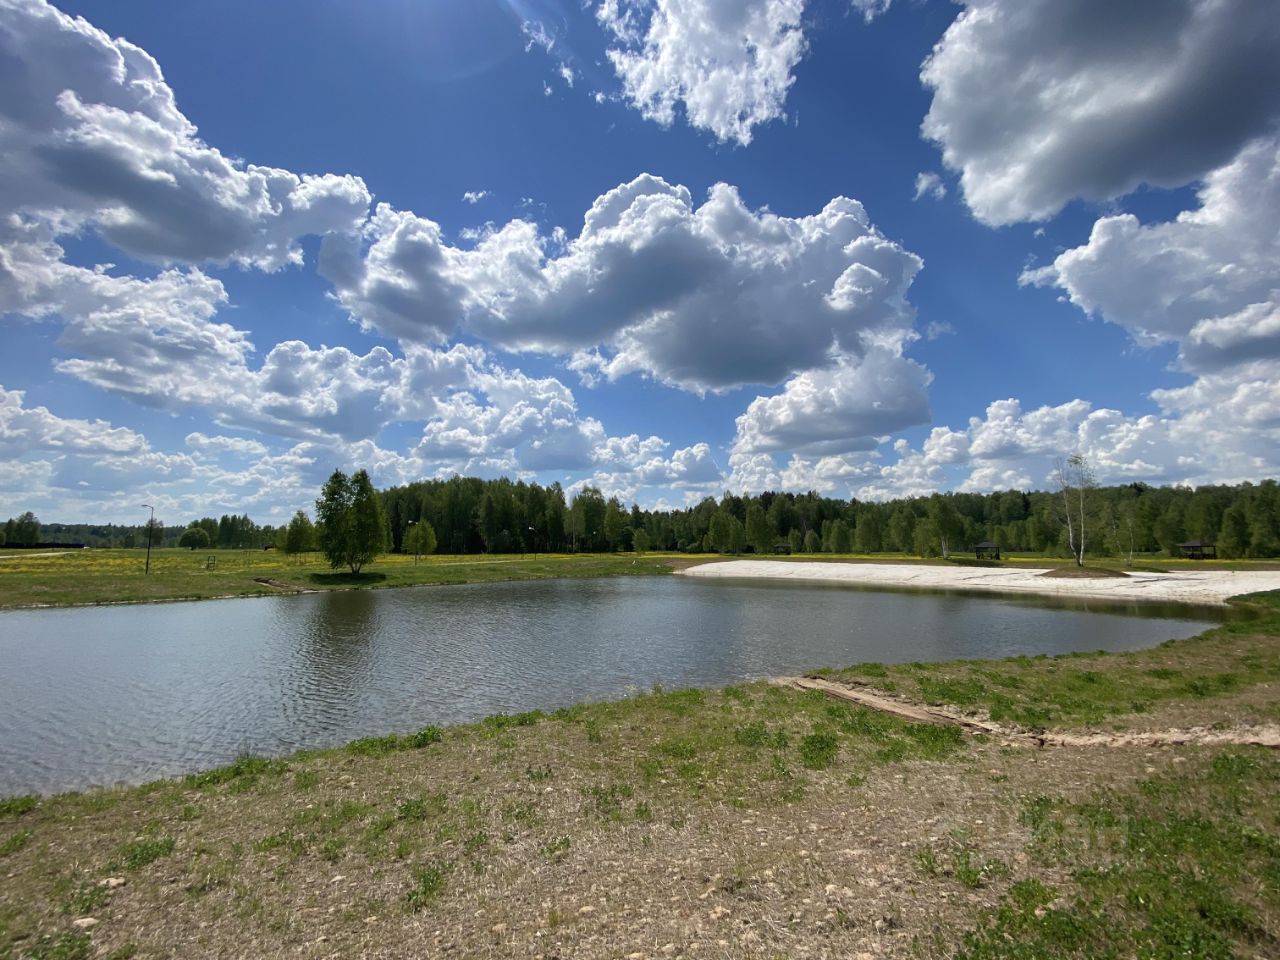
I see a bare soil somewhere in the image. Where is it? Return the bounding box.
[1037,566,1130,578]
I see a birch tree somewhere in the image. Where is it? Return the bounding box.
[1054,453,1095,566]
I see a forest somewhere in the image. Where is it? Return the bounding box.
[375,475,1280,560]
[8,476,1280,560]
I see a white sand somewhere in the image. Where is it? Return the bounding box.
[677,560,1280,607]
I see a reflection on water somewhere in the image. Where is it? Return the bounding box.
[0,576,1222,795]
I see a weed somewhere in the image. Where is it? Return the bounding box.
[0,830,31,857]
[915,846,940,876]
[0,795,36,817]
[185,755,286,790]
[541,835,571,861]
[398,793,448,822]
[406,725,443,748]
[634,800,653,822]
[61,880,108,914]
[293,769,319,790]
[525,764,554,782]
[586,783,634,819]
[346,734,404,757]
[254,830,305,857]
[463,832,488,853]
[657,737,699,760]
[116,836,175,870]
[20,932,91,960]
[404,862,448,912]
[800,731,840,769]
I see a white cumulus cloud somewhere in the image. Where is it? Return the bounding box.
[922,0,1280,225]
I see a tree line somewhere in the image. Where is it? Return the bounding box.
[376,475,1280,561]
[8,475,1280,562]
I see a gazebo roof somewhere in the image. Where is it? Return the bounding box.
[974,540,999,548]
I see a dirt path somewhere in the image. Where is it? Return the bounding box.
[251,577,317,593]
[774,675,1280,749]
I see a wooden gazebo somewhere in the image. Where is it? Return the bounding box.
[1177,540,1217,560]
[975,540,1001,560]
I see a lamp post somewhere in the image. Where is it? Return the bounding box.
[528,525,537,561]
[141,503,154,575]
[406,520,419,564]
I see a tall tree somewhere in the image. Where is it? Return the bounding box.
[745,504,774,554]
[316,469,387,574]
[178,526,210,550]
[1054,454,1094,566]
[282,510,316,562]
[603,498,625,551]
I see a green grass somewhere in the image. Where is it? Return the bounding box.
[0,548,683,609]
[958,750,1280,959]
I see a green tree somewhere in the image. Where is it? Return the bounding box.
[404,521,437,560]
[745,504,774,554]
[1218,502,1249,559]
[178,526,210,550]
[708,508,734,553]
[926,496,961,560]
[316,469,387,574]
[282,510,317,562]
[603,498,625,551]
[803,529,820,553]
[11,512,39,545]
[632,528,650,554]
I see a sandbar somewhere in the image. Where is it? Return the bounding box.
[677,559,1280,607]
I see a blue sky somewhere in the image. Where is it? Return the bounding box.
[1,0,1278,524]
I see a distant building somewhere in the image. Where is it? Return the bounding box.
[1177,540,1217,560]
[974,540,1001,560]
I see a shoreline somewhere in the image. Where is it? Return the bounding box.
[678,558,1280,607]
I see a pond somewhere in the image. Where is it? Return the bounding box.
[0,576,1222,795]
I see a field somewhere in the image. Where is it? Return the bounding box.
[0,548,682,609]
[1,592,1278,958]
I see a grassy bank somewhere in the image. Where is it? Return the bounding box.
[0,549,684,609]
[2,596,1278,958]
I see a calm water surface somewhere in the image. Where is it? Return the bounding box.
[0,576,1220,795]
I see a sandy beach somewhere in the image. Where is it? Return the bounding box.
[678,559,1280,606]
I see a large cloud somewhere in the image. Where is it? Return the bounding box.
[1023,136,1280,371]
[0,385,148,457]
[0,0,370,267]
[1023,135,1280,474]
[732,349,931,455]
[922,0,1280,225]
[324,176,924,393]
[597,0,807,145]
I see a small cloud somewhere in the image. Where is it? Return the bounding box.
[558,64,575,88]
[924,320,955,340]
[913,171,947,201]
[543,82,553,97]
[462,190,490,205]
[522,20,556,54]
